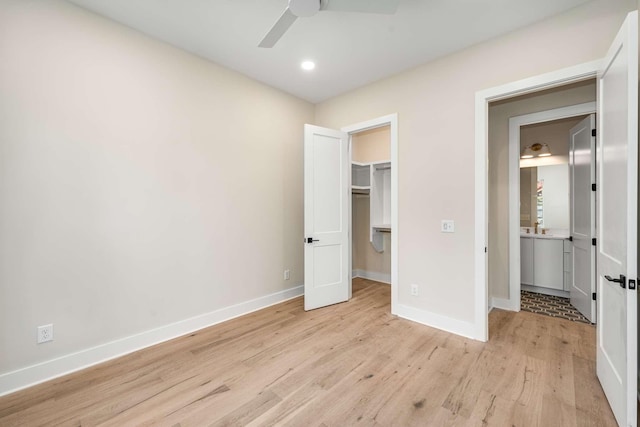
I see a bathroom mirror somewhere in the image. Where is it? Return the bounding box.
[520,164,569,229]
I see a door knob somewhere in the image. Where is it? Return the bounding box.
[604,274,626,289]
[305,237,319,244]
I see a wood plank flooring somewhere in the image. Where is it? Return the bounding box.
[0,278,617,426]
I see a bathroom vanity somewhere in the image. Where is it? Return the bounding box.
[520,232,571,295]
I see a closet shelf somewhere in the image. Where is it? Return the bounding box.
[372,224,391,230]
[373,161,391,171]
[372,224,391,233]
[352,185,371,195]
[351,159,391,252]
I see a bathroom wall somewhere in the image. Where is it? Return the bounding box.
[519,116,585,168]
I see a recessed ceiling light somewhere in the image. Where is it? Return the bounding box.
[301,60,315,71]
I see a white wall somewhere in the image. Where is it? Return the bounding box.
[0,0,313,392]
[315,0,635,334]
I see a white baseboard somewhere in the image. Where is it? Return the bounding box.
[395,303,480,341]
[0,285,304,397]
[491,297,519,312]
[352,269,391,284]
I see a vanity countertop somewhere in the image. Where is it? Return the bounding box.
[520,233,569,240]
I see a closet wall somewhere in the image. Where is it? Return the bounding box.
[352,126,391,283]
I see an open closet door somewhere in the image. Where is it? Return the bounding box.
[569,114,596,323]
[303,124,350,311]
[596,11,638,427]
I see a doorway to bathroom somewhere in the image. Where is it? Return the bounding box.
[514,108,596,323]
[487,79,597,319]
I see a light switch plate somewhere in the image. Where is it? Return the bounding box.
[441,220,455,233]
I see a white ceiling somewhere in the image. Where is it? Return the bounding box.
[67,0,591,103]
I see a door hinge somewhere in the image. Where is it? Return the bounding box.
[591,129,596,137]
[591,183,596,191]
[630,279,636,290]
[592,292,596,301]
[569,236,573,242]
[592,238,596,246]
[484,247,487,253]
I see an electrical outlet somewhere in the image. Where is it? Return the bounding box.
[284,269,290,280]
[410,284,419,296]
[37,324,53,344]
[441,220,455,233]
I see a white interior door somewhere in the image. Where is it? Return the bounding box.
[304,124,350,311]
[596,11,638,427]
[569,114,596,322]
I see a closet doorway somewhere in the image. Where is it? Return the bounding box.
[343,114,398,312]
[303,114,398,312]
[350,126,392,285]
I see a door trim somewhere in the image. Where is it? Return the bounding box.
[342,114,398,314]
[475,60,601,341]
[506,103,596,312]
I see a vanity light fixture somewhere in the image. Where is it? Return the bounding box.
[537,143,551,157]
[521,146,534,159]
[521,142,551,158]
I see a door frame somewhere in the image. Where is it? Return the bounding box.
[342,113,398,314]
[505,103,596,312]
[475,60,601,341]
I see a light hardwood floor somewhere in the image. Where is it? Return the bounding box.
[0,278,617,426]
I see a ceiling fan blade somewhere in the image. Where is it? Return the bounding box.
[258,7,298,48]
[321,0,400,14]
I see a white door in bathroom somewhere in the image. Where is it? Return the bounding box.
[569,114,595,323]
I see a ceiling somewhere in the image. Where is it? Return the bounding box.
[67,0,592,103]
